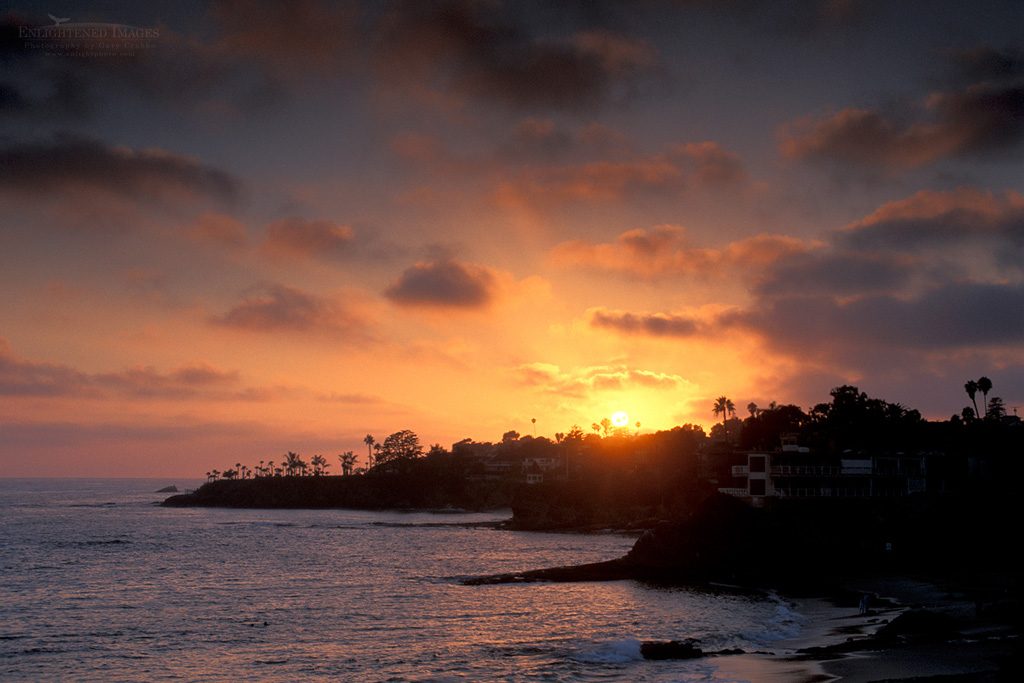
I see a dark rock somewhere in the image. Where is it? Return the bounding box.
[640,639,704,660]
[155,485,178,493]
[875,609,959,643]
[462,559,631,585]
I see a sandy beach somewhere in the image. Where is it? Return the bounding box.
[711,577,1019,682]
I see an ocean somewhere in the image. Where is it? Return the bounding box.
[0,479,810,682]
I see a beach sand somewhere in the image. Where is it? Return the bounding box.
[712,577,1018,682]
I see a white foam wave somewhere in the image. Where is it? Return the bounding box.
[573,638,643,664]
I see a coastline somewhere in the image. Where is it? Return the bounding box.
[720,577,1019,682]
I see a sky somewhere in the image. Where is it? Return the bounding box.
[2,0,1023,477]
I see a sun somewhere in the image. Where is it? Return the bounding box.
[611,411,629,428]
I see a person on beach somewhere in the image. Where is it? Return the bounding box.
[858,594,870,615]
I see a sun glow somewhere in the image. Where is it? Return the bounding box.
[611,411,629,428]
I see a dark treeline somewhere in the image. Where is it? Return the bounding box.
[165,383,1022,537]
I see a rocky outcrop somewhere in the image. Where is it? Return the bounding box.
[639,639,746,660]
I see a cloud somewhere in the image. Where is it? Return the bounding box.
[211,283,360,332]
[588,308,705,337]
[780,73,1024,169]
[0,338,244,399]
[752,250,915,297]
[731,281,1024,354]
[262,217,356,260]
[495,141,747,210]
[516,362,691,397]
[950,46,1024,85]
[551,225,813,279]
[209,0,359,74]
[385,259,496,308]
[187,212,248,248]
[669,141,748,186]
[840,188,1024,265]
[375,0,657,111]
[0,134,239,205]
[0,12,266,121]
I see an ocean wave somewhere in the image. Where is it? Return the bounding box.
[740,593,805,645]
[573,638,643,664]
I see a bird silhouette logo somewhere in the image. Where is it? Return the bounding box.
[48,13,71,26]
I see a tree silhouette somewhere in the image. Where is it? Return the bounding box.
[600,417,612,436]
[364,434,376,468]
[378,429,424,465]
[964,380,979,417]
[339,451,357,476]
[283,451,305,476]
[977,377,992,416]
[747,402,758,418]
[310,454,328,476]
[987,396,1006,420]
[713,396,736,425]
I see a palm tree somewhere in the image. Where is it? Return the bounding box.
[977,377,992,416]
[364,434,376,468]
[747,402,758,418]
[713,396,736,425]
[964,380,979,417]
[283,451,303,476]
[339,451,357,476]
[599,417,612,436]
[635,420,641,435]
[531,417,537,435]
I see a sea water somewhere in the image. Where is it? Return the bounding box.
[0,479,807,682]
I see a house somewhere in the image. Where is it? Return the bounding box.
[720,437,928,505]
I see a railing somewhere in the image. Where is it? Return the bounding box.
[731,465,749,476]
[718,487,749,497]
[769,466,840,476]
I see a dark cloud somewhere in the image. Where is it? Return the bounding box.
[951,46,1024,85]
[733,281,1024,353]
[263,217,356,260]
[0,12,248,120]
[210,0,359,74]
[839,189,1024,271]
[385,260,495,308]
[0,135,239,204]
[753,250,914,297]
[211,283,353,331]
[376,0,656,111]
[589,308,703,337]
[781,46,1024,169]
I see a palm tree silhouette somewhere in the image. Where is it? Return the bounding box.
[964,380,979,417]
[713,396,736,425]
[747,402,758,418]
[364,434,375,468]
[339,451,357,476]
[977,377,992,416]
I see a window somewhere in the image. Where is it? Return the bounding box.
[750,479,766,496]
[749,455,766,473]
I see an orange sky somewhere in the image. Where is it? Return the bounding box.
[2,1,1023,476]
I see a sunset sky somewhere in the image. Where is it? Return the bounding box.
[2,0,1023,477]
